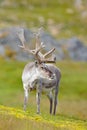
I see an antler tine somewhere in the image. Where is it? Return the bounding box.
[34,27,44,49]
[35,34,40,50]
[17,29,34,54]
[38,48,56,63]
[34,29,45,55]
[40,59,56,63]
[43,48,55,58]
[35,42,45,55]
[39,54,56,63]
[17,28,25,49]
[45,54,56,63]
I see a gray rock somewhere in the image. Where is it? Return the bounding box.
[0,27,87,61]
[0,45,5,56]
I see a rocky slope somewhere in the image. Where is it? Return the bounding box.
[0,27,87,61]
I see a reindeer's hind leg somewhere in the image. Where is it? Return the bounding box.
[53,87,58,115]
[47,91,53,114]
[23,86,29,111]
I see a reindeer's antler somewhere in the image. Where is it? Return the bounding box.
[17,29,34,54]
[18,28,56,63]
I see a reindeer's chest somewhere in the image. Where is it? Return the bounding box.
[22,65,52,81]
[22,64,57,92]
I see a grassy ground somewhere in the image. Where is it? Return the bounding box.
[0,105,87,130]
[0,58,87,130]
[0,0,87,42]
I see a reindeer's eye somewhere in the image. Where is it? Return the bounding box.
[35,60,38,64]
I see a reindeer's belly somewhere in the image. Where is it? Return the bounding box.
[39,76,56,92]
[42,85,55,92]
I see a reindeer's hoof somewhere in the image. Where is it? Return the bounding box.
[53,112,56,115]
[36,111,40,114]
[50,112,52,115]
[23,107,26,112]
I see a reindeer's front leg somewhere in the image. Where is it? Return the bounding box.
[36,92,41,114]
[36,81,42,114]
[24,88,29,111]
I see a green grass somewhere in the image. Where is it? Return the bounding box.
[58,61,87,99]
[0,58,87,129]
[0,0,87,42]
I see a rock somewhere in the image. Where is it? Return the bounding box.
[0,27,87,61]
[0,45,5,56]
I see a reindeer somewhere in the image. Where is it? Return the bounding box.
[18,29,61,115]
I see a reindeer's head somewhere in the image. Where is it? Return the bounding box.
[17,28,56,64]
